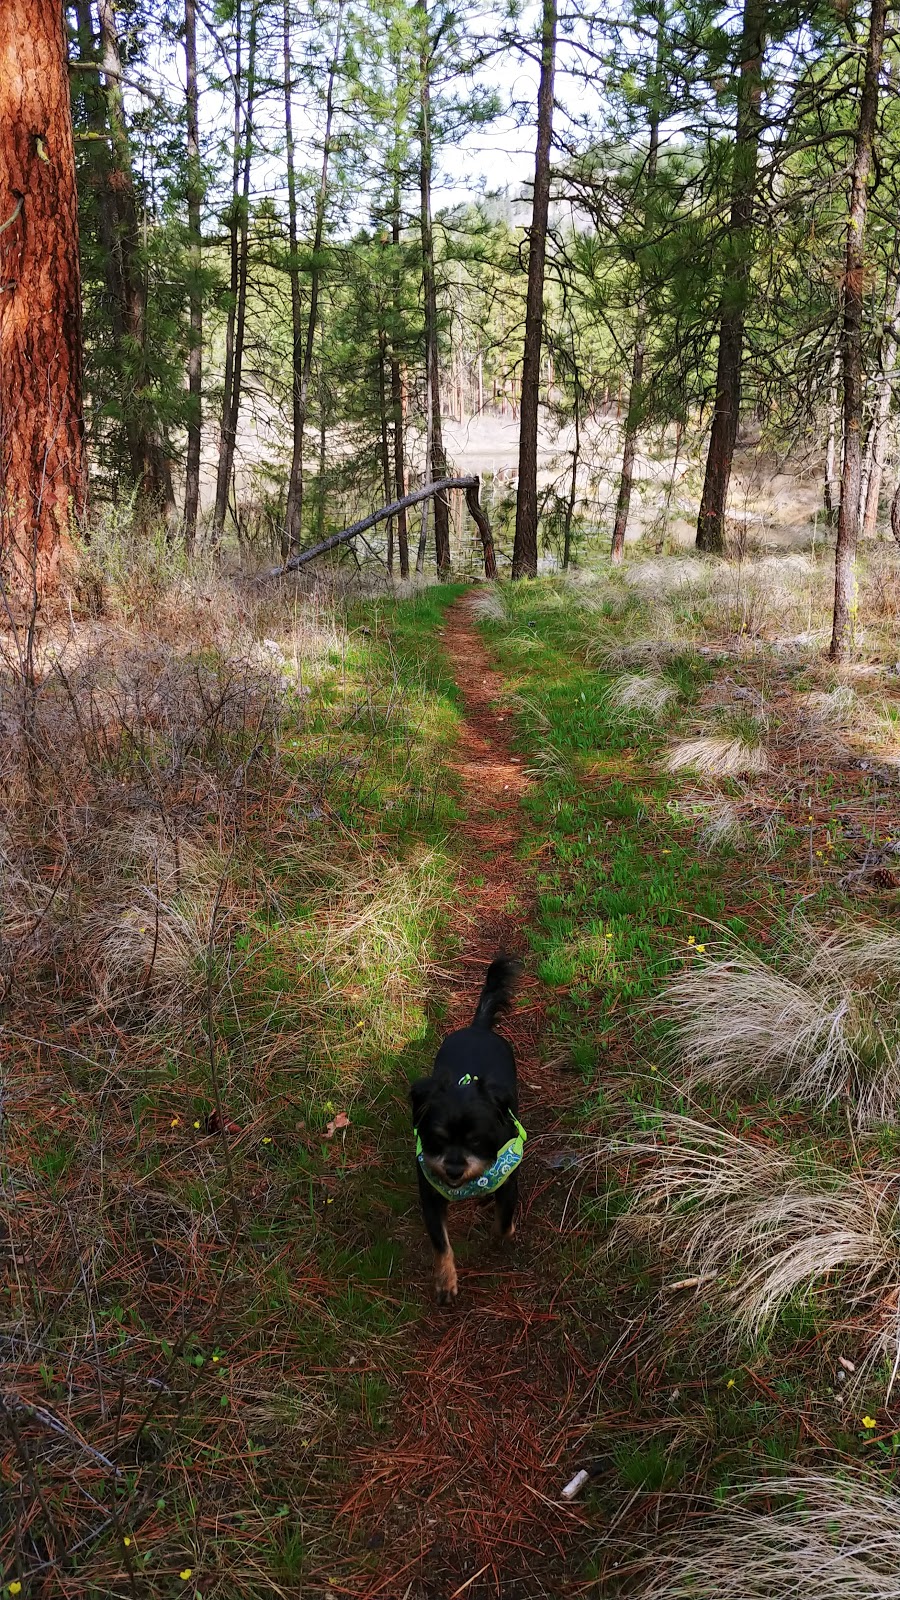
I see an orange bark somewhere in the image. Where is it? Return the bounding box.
[0,0,86,590]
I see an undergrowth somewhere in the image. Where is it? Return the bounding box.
[0,563,465,1596]
[474,557,900,1590]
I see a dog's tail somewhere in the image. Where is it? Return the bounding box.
[472,955,523,1030]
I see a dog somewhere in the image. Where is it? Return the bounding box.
[410,956,525,1303]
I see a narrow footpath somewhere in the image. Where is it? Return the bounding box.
[339,596,596,1600]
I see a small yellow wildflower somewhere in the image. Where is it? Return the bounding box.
[326,1197,334,1205]
[193,1120,200,1129]
[180,1570,193,1582]
[815,850,823,858]
[10,1584,22,1595]
[863,1415,877,1430]
[356,1020,365,1030]
[650,1064,658,1074]
[170,1117,180,1128]
[687,935,695,945]
[262,1137,272,1145]
[695,943,706,954]
[726,1378,736,1389]
[123,1536,131,1547]
[212,1354,220,1363]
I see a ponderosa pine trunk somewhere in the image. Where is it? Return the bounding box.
[284,0,343,558]
[213,0,257,545]
[390,119,409,579]
[860,279,900,538]
[96,0,175,519]
[829,0,887,661]
[695,0,766,553]
[378,331,394,571]
[824,351,840,522]
[611,0,664,564]
[0,0,86,588]
[512,0,557,579]
[418,0,450,578]
[184,0,202,552]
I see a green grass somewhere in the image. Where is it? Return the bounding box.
[0,580,470,1595]
[472,572,900,1549]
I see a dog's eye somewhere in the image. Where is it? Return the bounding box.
[431,1128,448,1143]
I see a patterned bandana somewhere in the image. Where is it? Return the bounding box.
[415,1113,527,1202]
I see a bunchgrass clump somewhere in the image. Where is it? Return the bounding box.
[618,1113,900,1380]
[661,922,900,1123]
[633,1472,900,1600]
[663,734,768,777]
[604,672,681,719]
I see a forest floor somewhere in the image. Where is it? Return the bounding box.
[8,546,900,1599]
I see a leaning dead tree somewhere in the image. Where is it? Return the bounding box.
[266,477,497,579]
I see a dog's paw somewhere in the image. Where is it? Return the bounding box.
[433,1256,458,1304]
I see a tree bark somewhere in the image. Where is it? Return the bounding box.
[0,0,86,588]
[563,357,581,570]
[389,115,409,579]
[213,0,257,544]
[860,279,900,538]
[378,331,394,572]
[284,0,343,558]
[418,0,450,578]
[829,0,887,661]
[695,0,766,554]
[96,0,176,519]
[184,0,202,552]
[512,0,557,579]
[824,350,840,522]
[611,1,664,564]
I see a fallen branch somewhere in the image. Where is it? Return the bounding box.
[264,476,497,580]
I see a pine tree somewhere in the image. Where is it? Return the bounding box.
[0,0,86,588]
[512,0,557,580]
[695,0,767,554]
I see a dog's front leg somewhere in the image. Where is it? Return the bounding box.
[493,1173,518,1242]
[417,1165,457,1303]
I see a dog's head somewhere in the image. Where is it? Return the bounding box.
[410,1075,513,1189]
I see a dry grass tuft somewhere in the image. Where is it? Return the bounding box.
[634,1471,900,1600]
[526,742,577,781]
[661,922,900,1123]
[673,793,746,851]
[618,1113,900,1375]
[469,585,509,622]
[605,672,681,718]
[664,735,768,777]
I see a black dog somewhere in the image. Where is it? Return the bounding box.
[410,956,523,1303]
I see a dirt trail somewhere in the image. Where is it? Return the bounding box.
[341,597,593,1600]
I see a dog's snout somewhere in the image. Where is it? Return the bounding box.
[444,1156,467,1183]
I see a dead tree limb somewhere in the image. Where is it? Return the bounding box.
[265,476,497,579]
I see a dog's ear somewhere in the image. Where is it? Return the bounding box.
[409,1078,433,1125]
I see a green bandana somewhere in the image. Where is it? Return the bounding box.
[415,1114,527,1202]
